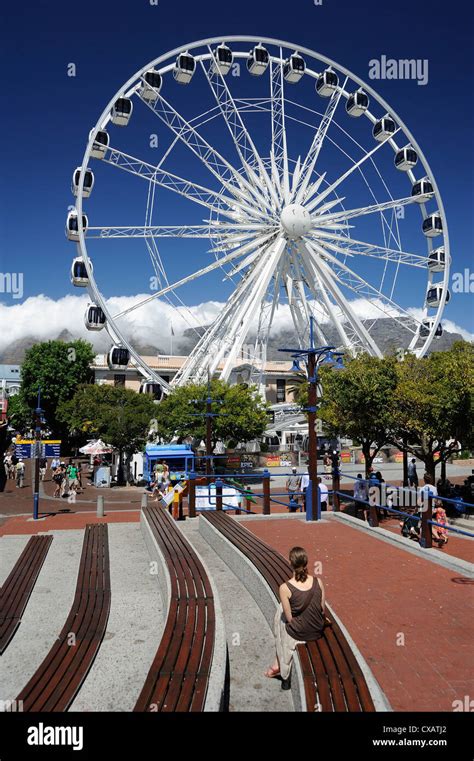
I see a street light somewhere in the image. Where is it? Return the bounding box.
[279,316,344,521]
[33,387,45,520]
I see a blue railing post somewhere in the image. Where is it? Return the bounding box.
[263,469,270,515]
[306,481,313,522]
[317,482,321,520]
[215,478,223,511]
[188,470,196,518]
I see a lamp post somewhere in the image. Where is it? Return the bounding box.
[190,372,223,477]
[33,386,44,521]
[279,317,344,521]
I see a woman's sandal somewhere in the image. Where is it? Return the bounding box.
[264,666,280,678]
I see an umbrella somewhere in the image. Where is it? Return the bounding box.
[79,439,114,455]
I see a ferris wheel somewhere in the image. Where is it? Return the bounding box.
[68,36,450,397]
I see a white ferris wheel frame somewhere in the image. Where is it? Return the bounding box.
[73,35,450,391]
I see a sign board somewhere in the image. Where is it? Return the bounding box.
[14,440,61,459]
[265,454,280,467]
[393,452,404,463]
[226,454,241,469]
[341,450,352,463]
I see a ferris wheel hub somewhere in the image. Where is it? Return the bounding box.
[280,204,313,239]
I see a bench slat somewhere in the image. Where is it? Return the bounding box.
[134,506,214,712]
[17,525,110,712]
[0,536,53,654]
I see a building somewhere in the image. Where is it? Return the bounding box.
[0,365,21,398]
[91,354,298,405]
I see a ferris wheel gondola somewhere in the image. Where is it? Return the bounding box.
[66,210,88,241]
[111,97,133,126]
[316,68,339,97]
[346,88,369,117]
[173,52,196,84]
[283,52,305,82]
[71,257,91,287]
[411,176,433,202]
[247,44,269,76]
[84,304,106,331]
[423,212,443,237]
[140,70,162,101]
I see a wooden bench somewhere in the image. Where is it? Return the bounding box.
[0,535,53,654]
[202,511,375,712]
[135,505,216,712]
[17,524,110,711]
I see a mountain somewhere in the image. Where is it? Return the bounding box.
[0,320,467,364]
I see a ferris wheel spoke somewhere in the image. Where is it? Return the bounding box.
[306,238,422,335]
[296,248,352,350]
[305,128,401,213]
[311,233,428,268]
[138,85,275,216]
[102,146,266,223]
[293,78,348,205]
[110,231,275,321]
[86,223,265,239]
[299,240,382,355]
[173,238,283,385]
[200,50,281,210]
[270,52,290,202]
[315,195,418,225]
[218,237,287,380]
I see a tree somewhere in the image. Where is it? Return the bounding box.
[5,394,31,434]
[58,384,157,483]
[19,340,95,437]
[389,341,474,480]
[318,355,398,476]
[153,380,268,449]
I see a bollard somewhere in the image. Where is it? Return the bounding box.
[332,470,341,512]
[141,492,148,510]
[420,494,433,549]
[188,472,196,518]
[263,469,270,515]
[215,479,223,511]
[97,495,105,517]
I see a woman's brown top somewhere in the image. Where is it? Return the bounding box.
[285,578,324,642]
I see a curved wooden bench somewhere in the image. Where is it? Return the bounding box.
[135,505,216,712]
[17,524,110,711]
[0,535,53,654]
[202,511,375,712]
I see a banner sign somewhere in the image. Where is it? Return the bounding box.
[14,440,61,459]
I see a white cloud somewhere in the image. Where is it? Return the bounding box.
[0,293,472,357]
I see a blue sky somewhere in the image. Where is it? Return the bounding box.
[0,0,473,345]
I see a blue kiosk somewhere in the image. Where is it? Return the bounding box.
[143,443,195,484]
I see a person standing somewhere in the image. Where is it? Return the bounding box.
[39,457,48,481]
[353,473,368,520]
[51,456,60,475]
[15,459,25,488]
[286,468,301,512]
[317,477,329,512]
[407,458,418,488]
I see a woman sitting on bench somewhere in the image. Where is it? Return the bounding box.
[265,546,326,690]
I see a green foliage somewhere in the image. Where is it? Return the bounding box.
[19,340,95,434]
[390,341,474,475]
[5,394,31,432]
[57,384,157,455]
[153,380,268,447]
[317,354,398,473]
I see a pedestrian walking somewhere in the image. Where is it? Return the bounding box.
[286,467,301,512]
[407,458,418,488]
[15,459,25,488]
